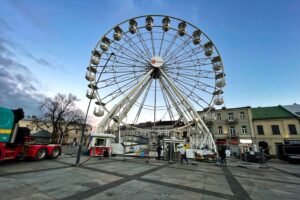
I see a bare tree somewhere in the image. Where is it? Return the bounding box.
[39,93,85,144]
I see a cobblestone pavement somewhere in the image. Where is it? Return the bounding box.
[0,156,299,200]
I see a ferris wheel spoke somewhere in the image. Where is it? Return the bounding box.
[101,79,152,119]
[150,30,156,56]
[167,71,215,89]
[161,32,179,59]
[166,57,211,66]
[109,43,142,63]
[161,70,212,111]
[100,56,146,68]
[166,73,214,96]
[165,66,215,79]
[158,31,165,56]
[103,65,146,74]
[136,29,152,59]
[166,71,214,82]
[98,71,144,84]
[110,41,149,65]
[164,75,210,108]
[133,78,153,124]
[163,36,193,62]
[99,71,145,90]
[166,62,212,70]
[122,33,151,61]
[165,45,205,64]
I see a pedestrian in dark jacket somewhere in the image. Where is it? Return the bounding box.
[219,148,226,164]
[157,144,162,160]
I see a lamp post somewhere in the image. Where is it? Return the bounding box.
[75,52,115,166]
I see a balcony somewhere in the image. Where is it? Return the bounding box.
[203,114,216,125]
[229,133,238,138]
[227,118,238,124]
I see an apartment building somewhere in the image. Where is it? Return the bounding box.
[201,106,255,155]
[252,106,300,156]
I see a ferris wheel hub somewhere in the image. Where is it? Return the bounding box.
[150,56,164,68]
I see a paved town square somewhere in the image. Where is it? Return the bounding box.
[1,1,300,200]
[0,155,299,200]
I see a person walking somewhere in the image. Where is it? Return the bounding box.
[157,144,162,160]
[178,144,188,164]
[219,148,226,165]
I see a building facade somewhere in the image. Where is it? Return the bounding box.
[252,106,300,156]
[200,106,255,155]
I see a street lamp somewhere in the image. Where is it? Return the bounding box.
[75,52,115,166]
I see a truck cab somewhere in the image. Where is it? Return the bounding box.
[0,106,61,161]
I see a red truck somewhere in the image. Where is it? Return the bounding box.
[0,107,61,161]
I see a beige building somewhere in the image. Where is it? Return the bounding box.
[19,118,92,146]
[200,106,255,155]
[252,106,300,156]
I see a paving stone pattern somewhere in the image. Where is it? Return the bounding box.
[0,156,299,200]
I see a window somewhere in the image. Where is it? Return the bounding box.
[288,124,297,135]
[228,113,234,121]
[241,125,247,134]
[218,126,223,134]
[240,112,245,119]
[257,125,264,135]
[229,126,236,137]
[271,125,280,135]
[95,138,106,146]
[217,113,221,120]
[75,129,78,134]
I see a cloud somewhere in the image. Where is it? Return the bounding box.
[21,49,53,68]
[0,36,45,116]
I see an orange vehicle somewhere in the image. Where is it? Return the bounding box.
[0,107,61,161]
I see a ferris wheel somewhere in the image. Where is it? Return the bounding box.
[85,15,225,151]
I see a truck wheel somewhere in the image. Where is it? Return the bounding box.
[50,147,61,159]
[35,148,47,161]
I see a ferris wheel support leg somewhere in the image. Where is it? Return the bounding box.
[159,78,190,126]
[97,69,154,132]
[159,69,217,153]
[111,78,152,129]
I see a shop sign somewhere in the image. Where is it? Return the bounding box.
[216,139,226,144]
[230,139,239,145]
[240,139,252,144]
[284,140,300,145]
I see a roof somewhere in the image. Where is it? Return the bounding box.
[198,106,251,113]
[32,130,51,138]
[252,106,297,120]
[282,103,300,118]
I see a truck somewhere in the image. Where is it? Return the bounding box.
[0,107,61,161]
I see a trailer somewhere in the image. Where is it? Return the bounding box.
[0,107,61,161]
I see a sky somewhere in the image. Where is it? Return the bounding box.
[0,0,300,125]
